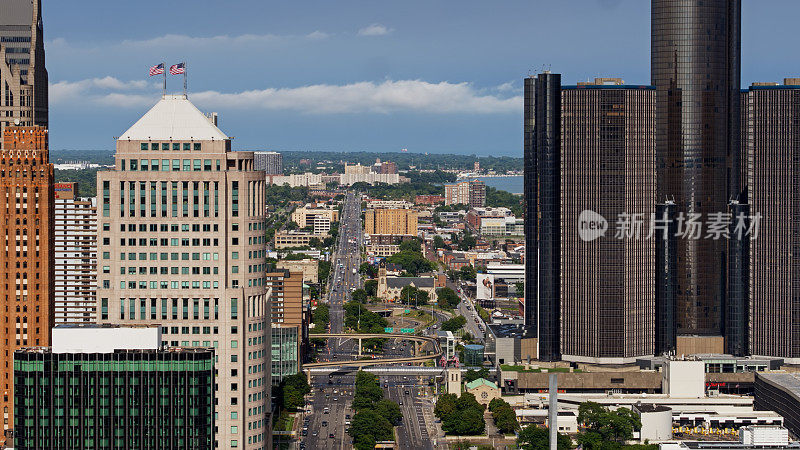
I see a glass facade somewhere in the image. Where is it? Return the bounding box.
[745,84,800,360]
[270,326,299,385]
[560,83,656,362]
[525,72,562,361]
[652,0,742,337]
[13,349,214,450]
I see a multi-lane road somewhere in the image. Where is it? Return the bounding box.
[299,191,450,449]
[325,192,363,355]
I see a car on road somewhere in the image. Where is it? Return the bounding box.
[329,433,335,439]
[322,421,327,427]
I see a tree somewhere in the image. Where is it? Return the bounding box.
[459,265,477,282]
[517,425,573,450]
[437,287,460,309]
[359,262,378,278]
[434,393,458,419]
[433,235,447,250]
[576,402,641,448]
[375,399,402,425]
[488,398,519,434]
[441,315,467,332]
[349,410,393,450]
[351,289,368,304]
[463,367,489,383]
[308,237,323,248]
[364,279,378,297]
[353,371,384,410]
[280,372,311,412]
[399,238,423,253]
[318,260,331,282]
[399,285,429,305]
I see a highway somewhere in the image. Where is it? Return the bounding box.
[323,192,364,358]
[302,375,356,450]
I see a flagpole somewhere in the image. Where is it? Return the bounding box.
[184,62,187,97]
[162,62,166,96]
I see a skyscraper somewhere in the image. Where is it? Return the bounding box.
[96,95,272,449]
[54,182,97,324]
[652,0,741,354]
[0,125,54,437]
[744,79,800,362]
[0,0,47,140]
[524,72,561,361]
[560,79,657,363]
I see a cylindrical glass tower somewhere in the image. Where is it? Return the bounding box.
[652,0,741,339]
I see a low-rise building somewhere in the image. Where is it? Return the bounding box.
[274,231,328,249]
[291,204,339,228]
[14,325,214,450]
[465,378,501,406]
[276,259,319,284]
[366,244,400,258]
[415,195,444,205]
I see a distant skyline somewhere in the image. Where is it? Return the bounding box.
[45,0,799,155]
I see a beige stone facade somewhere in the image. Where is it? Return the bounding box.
[365,208,418,236]
[276,259,318,284]
[290,205,339,228]
[95,95,272,449]
[274,231,327,249]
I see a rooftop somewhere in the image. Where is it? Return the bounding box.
[385,276,435,289]
[118,94,228,141]
[465,378,498,391]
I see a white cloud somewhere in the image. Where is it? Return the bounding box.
[48,30,333,52]
[119,33,286,48]
[495,81,515,92]
[49,77,152,104]
[357,23,392,37]
[305,30,331,40]
[51,78,520,115]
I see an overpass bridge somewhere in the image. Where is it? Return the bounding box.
[307,365,448,376]
[303,333,442,369]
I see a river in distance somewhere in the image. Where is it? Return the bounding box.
[470,176,523,195]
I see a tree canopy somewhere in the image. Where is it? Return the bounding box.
[441,315,467,332]
[437,287,460,309]
[575,402,642,449]
[434,392,486,436]
[517,425,573,450]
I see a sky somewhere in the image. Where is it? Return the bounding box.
[43,0,800,156]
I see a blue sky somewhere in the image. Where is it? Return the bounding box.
[45,0,800,156]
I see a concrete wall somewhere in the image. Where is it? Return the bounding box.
[52,325,160,353]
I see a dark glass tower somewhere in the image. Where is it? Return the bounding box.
[655,201,678,355]
[745,80,800,361]
[652,0,742,343]
[560,81,656,363]
[524,72,561,361]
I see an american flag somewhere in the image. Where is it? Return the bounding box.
[169,62,186,75]
[149,63,164,76]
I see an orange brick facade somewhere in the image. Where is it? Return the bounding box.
[0,126,54,436]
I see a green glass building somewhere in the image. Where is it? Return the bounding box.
[13,348,214,450]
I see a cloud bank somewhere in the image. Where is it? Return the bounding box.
[51,78,520,115]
